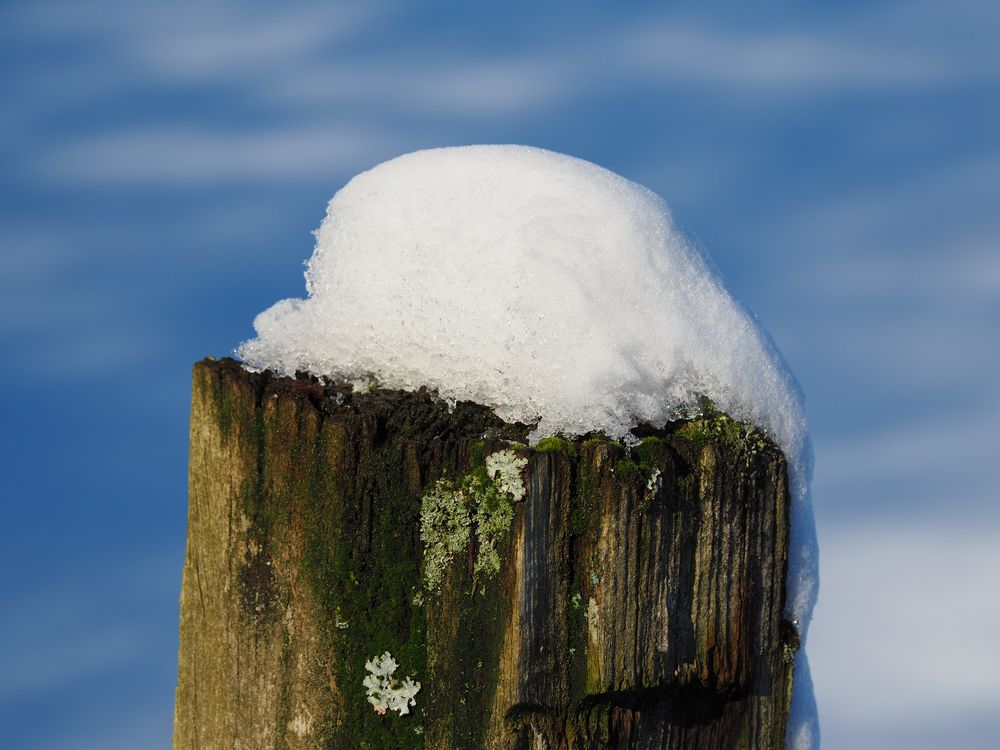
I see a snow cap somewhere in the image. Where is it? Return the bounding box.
[238,143,817,628]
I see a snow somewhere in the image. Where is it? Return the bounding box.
[238,144,818,745]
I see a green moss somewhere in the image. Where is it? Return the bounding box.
[673,408,769,469]
[533,435,578,459]
[570,448,604,537]
[676,411,744,445]
[205,367,240,440]
[570,471,597,536]
[298,435,427,749]
[469,441,485,467]
[612,457,641,481]
[674,421,712,445]
[633,436,662,468]
[534,436,564,452]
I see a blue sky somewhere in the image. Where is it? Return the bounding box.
[2,2,998,748]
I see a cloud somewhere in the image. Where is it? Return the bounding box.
[610,0,999,95]
[33,706,171,750]
[814,396,1000,514]
[269,58,574,117]
[0,627,147,702]
[34,124,405,185]
[12,1,1000,190]
[810,519,1000,737]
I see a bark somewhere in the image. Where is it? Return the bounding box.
[174,357,798,750]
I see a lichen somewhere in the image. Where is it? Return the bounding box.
[469,474,514,581]
[639,467,663,512]
[419,481,473,592]
[419,450,528,592]
[363,652,421,716]
[645,468,662,495]
[484,449,527,502]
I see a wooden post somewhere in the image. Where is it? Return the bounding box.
[174,357,798,749]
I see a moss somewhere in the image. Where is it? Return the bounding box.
[633,436,662,468]
[470,441,485,467]
[534,435,578,459]
[570,469,598,536]
[675,411,745,446]
[204,364,241,441]
[424,532,510,749]
[296,433,427,749]
[673,409,769,469]
[612,457,641,481]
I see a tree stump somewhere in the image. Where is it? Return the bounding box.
[174,358,798,750]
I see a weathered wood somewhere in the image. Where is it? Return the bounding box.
[174,357,798,750]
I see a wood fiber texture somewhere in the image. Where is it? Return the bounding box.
[174,358,797,750]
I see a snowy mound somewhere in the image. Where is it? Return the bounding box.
[238,143,817,647]
[244,146,800,445]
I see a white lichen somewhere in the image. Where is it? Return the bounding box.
[363,652,421,716]
[645,467,662,500]
[485,449,528,501]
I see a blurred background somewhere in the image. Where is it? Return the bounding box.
[1,2,998,748]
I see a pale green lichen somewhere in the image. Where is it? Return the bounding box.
[419,482,472,592]
[419,450,528,592]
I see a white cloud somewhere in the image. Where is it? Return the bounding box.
[271,59,574,116]
[35,124,404,185]
[814,397,1000,512]
[614,23,954,92]
[0,628,147,701]
[10,2,1000,190]
[33,701,171,750]
[810,519,1000,733]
